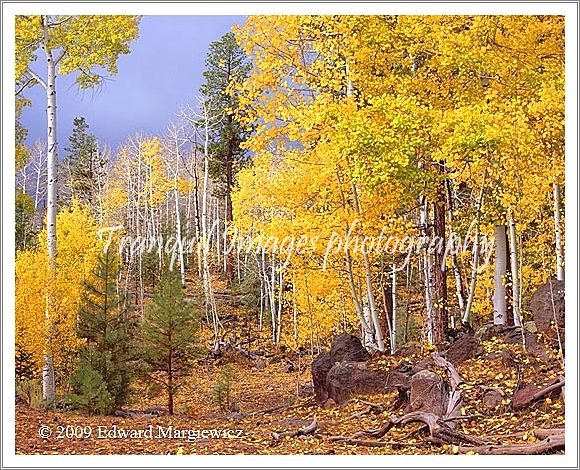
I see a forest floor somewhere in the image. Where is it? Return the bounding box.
[15,336,565,455]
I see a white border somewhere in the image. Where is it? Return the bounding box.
[2,2,578,469]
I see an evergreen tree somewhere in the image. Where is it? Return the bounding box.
[63,117,107,206]
[200,32,251,283]
[69,248,133,414]
[139,270,201,414]
[15,189,36,251]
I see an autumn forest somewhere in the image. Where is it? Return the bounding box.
[13,14,567,459]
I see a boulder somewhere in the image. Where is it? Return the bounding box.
[312,352,333,403]
[256,358,266,371]
[408,370,448,417]
[530,279,565,344]
[445,331,480,365]
[325,361,388,404]
[330,333,370,363]
[512,384,540,411]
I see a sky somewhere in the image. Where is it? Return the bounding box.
[20,15,246,151]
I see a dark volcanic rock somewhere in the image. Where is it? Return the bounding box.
[325,361,388,404]
[445,331,480,365]
[329,333,370,363]
[312,352,333,403]
[530,279,565,345]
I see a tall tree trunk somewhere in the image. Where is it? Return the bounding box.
[201,103,219,344]
[335,169,372,342]
[351,183,385,352]
[463,175,486,325]
[224,128,234,284]
[508,212,521,326]
[493,224,509,325]
[553,182,564,281]
[379,256,393,353]
[343,66,383,351]
[420,197,434,343]
[42,15,56,406]
[432,167,448,345]
[391,266,397,353]
[504,228,514,327]
[446,180,466,328]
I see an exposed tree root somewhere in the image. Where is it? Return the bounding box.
[457,434,564,455]
[271,414,318,445]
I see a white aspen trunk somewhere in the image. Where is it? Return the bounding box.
[420,198,434,343]
[200,103,218,342]
[259,251,265,331]
[215,198,221,268]
[173,165,186,287]
[34,158,42,210]
[292,283,298,340]
[350,182,384,352]
[362,304,375,348]
[553,182,564,281]
[463,225,480,325]
[236,248,242,283]
[362,247,385,351]
[270,258,277,343]
[493,224,508,325]
[42,15,56,406]
[343,65,382,350]
[277,265,283,343]
[508,212,521,327]
[391,266,397,353]
[462,179,486,325]
[345,249,372,337]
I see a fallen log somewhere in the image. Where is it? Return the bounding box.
[483,427,564,442]
[272,414,318,445]
[458,434,564,455]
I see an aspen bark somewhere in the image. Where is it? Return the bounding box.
[553,182,564,281]
[493,225,508,325]
[508,212,521,327]
[462,178,486,325]
[42,15,57,406]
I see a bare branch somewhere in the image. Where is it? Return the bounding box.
[26,69,47,90]
[15,77,36,96]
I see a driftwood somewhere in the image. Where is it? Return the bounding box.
[346,400,386,420]
[347,410,486,446]
[483,427,564,442]
[458,434,564,455]
[271,415,318,445]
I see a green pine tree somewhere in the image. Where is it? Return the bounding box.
[68,349,114,416]
[201,31,252,283]
[69,248,133,414]
[63,116,107,206]
[139,270,201,414]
